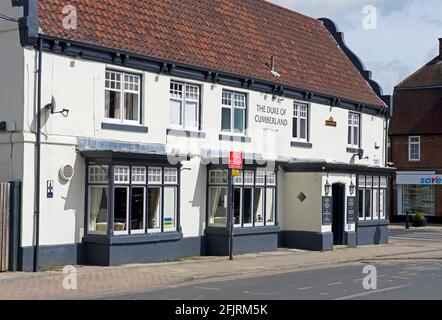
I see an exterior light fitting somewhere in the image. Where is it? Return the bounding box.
[349,180,356,195]
[324,179,331,196]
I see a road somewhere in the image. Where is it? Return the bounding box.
[99,260,442,300]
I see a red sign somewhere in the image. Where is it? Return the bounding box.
[229,152,243,170]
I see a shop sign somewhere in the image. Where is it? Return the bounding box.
[232,169,241,177]
[397,173,441,185]
[322,196,333,225]
[229,152,243,170]
[325,117,337,127]
[47,180,54,199]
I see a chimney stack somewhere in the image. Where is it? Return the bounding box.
[439,38,442,59]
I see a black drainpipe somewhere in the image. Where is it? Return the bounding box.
[33,37,43,272]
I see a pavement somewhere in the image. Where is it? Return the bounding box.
[0,224,442,300]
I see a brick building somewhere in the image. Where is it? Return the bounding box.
[390,39,442,222]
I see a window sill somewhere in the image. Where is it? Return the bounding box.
[291,141,313,149]
[101,122,149,133]
[347,147,363,154]
[167,128,206,139]
[219,134,251,143]
[83,231,182,245]
[357,219,389,227]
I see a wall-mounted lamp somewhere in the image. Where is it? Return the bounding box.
[324,179,331,196]
[349,180,356,195]
[45,96,70,117]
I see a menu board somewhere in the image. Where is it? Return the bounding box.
[347,197,357,224]
[322,197,333,225]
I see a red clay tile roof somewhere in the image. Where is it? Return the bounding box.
[396,57,442,89]
[38,0,385,107]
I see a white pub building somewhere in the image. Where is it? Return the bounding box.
[0,0,393,271]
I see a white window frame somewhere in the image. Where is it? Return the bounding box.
[147,186,162,233]
[221,90,247,135]
[233,187,243,227]
[130,186,146,234]
[265,187,276,226]
[163,186,178,232]
[105,70,142,126]
[209,170,228,185]
[131,167,147,185]
[348,112,361,148]
[254,187,265,227]
[243,187,254,228]
[208,186,229,227]
[164,168,178,185]
[87,185,109,235]
[170,80,200,131]
[408,136,421,161]
[113,186,130,235]
[148,167,163,185]
[293,103,309,142]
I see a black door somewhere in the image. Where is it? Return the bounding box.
[332,183,345,245]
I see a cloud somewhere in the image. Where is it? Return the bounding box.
[420,15,442,27]
[365,60,416,94]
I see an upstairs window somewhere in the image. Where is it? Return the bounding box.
[221,90,247,134]
[293,103,308,142]
[348,112,361,148]
[105,70,141,125]
[408,136,420,161]
[170,81,200,130]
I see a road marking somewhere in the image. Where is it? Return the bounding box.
[194,286,221,291]
[298,287,314,291]
[327,282,343,286]
[334,283,413,300]
[391,276,409,280]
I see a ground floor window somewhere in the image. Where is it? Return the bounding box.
[87,164,179,235]
[402,185,435,216]
[208,169,276,228]
[358,175,387,221]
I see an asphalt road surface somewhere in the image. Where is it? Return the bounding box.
[99,260,442,300]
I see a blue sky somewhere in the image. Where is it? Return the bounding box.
[271,0,442,95]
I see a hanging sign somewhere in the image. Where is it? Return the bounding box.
[325,117,337,127]
[232,169,241,177]
[229,152,243,170]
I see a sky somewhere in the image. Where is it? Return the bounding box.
[270,0,442,95]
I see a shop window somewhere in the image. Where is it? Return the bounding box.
[88,186,109,234]
[105,70,141,125]
[170,81,200,130]
[221,90,247,134]
[357,175,388,221]
[87,165,179,236]
[293,103,309,142]
[209,186,228,226]
[408,136,420,161]
[348,112,361,148]
[403,185,434,216]
[208,169,277,228]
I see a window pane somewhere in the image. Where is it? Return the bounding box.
[131,187,145,232]
[244,171,254,185]
[164,187,177,230]
[300,118,306,139]
[209,187,227,225]
[233,108,245,133]
[358,189,364,218]
[348,124,352,145]
[403,185,435,216]
[221,107,231,132]
[353,126,359,146]
[114,187,128,232]
[222,91,232,106]
[164,168,178,184]
[131,167,146,184]
[114,166,130,184]
[209,170,228,185]
[292,117,298,138]
[243,188,253,225]
[380,189,386,219]
[105,90,121,119]
[373,189,379,219]
[89,166,109,183]
[185,100,198,129]
[233,188,242,225]
[148,187,161,230]
[266,172,276,186]
[254,188,264,224]
[124,92,139,121]
[255,171,265,185]
[148,168,162,184]
[364,189,372,219]
[266,188,275,224]
[170,100,182,126]
[89,187,108,233]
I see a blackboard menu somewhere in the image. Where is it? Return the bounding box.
[347,197,356,224]
[322,196,333,225]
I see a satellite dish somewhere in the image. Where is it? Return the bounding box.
[46,96,57,114]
